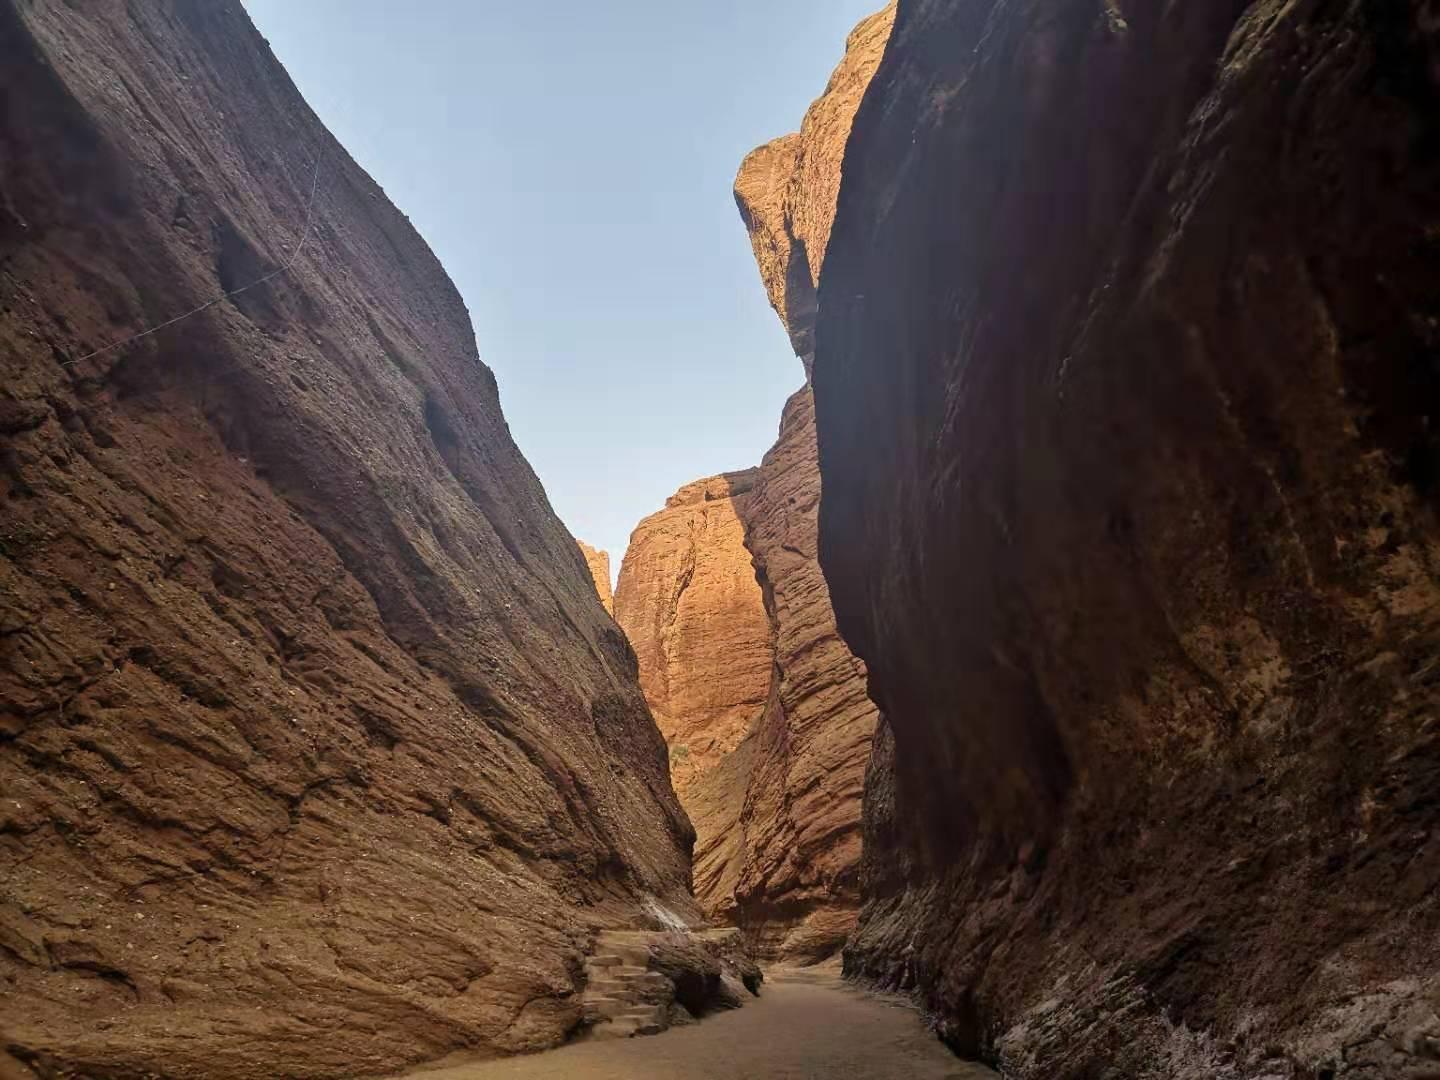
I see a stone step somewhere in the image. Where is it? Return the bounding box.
[594,937,654,965]
[579,929,682,1041]
[585,988,628,1002]
[587,969,659,987]
[584,973,636,990]
[591,951,646,962]
[581,996,629,1018]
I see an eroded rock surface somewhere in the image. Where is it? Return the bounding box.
[721,7,893,961]
[811,0,1440,1076]
[612,474,771,923]
[0,5,692,1078]
[735,3,895,369]
[611,8,891,961]
[576,540,613,614]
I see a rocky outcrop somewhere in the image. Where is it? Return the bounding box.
[0,5,692,1079]
[579,927,758,1040]
[576,539,614,614]
[811,1,1440,1076]
[613,473,772,923]
[720,6,893,961]
[735,3,895,370]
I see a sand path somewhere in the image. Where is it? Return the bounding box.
[399,966,995,1080]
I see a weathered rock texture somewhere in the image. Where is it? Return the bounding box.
[612,7,892,962]
[720,6,894,961]
[812,1,1440,1076]
[613,474,771,923]
[576,539,613,614]
[735,3,895,371]
[0,4,693,1078]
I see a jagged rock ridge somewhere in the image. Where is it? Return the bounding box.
[0,5,692,1078]
[810,0,1440,1076]
[576,539,614,614]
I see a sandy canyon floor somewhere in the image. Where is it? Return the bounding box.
[396,966,993,1080]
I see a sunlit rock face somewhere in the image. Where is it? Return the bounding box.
[723,4,893,961]
[577,539,614,614]
[613,472,773,926]
[614,4,895,962]
[811,0,1440,1075]
[0,4,693,1077]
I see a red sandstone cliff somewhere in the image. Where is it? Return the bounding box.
[723,5,893,960]
[812,0,1440,1075]
[612,8,892,962]
[0,4,691,1077]
[612,473,772,921]
[576,540,614,615]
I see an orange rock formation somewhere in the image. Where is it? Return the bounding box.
[576,539,614,614]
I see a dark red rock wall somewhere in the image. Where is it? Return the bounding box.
[0,3,691,1077]
[814,0,1440,1075]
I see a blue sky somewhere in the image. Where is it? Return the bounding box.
[245,0,877,578]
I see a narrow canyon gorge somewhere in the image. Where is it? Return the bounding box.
[613,472,773,934]
[609,6,894,963]
[4,0,1440,1078]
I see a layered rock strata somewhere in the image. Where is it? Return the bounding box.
[0,4,692,1078]
[577,540,614,614]
[613,473,772,922]
[811,0,1440,1076]
[612,7,894,962]
[721,5,894,960]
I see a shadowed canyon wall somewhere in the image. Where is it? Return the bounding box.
[0,4,692,1078]
[807,0,1440,1076]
